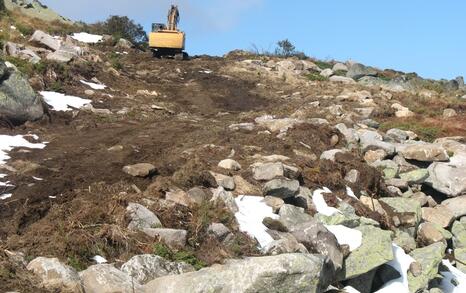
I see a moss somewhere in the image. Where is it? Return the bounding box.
[380,121,440,142]
[153,243,206,270]
[306,72,327,81]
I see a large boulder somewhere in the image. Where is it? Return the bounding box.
[0,61,44,124]
[120,255,194,284]
[425,156,466,197]
[441,195,466,218]
[399,144,449,162]
[29,30,62,51]
[346,63,377,80]
[126,202,162,231]
[143,253,333,293]
[27,257,83,292]
[80,264,143,293]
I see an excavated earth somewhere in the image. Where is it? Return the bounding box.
[1,48,465,291]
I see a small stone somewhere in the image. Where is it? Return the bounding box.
[417,222,446,246]
[142,228,188,249]
[364,149,387,163]
[218,159,241,171]
[165,189,195,207]
[207,223,231,240]
[263,196,284,212]
[85,89,95,96]
[320,149,346,161]
[232,175,260,195]
[399,169,429,184]
[108,145,124,152]
[123,163,156,177]
[262,217,288,232]
[186,187,210,205]
[344,169,360,184]
[379,197,421,227]
[443,108,457,118]
[400,144,449,162]
[409,262,422,277]
[385,178,409,191]
[126,203,162,230]
[330,134,340,146]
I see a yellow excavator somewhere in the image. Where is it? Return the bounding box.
[149,5,188,59]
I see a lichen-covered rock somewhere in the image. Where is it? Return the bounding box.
[407,242,446,293]
[263,178,300,199]
[339,225,393,280]
[27,257,82,292]
[143,253,333,293]
[400,144,449,162]
[80,264,143,293]
[126,203,162,231]
[120,254,194,284]
[379,197,422,228]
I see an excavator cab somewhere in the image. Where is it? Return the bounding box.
[149,5,188,60]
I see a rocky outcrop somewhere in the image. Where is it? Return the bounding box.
[0,61,44,124]
[143,254,333,293]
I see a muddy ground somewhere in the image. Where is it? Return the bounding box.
[1,49,465,291]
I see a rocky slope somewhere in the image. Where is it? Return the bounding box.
[1,7,466,293]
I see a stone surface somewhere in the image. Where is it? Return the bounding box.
[320,149,345,161]
[426,159,466,197]
[344,169,360,184]
[264,235,308,255]
[278,204,314,230]
[143,253,333,293]
[443,108,457,118]
[27,257,82,292]
[210,172,236,190]
[29,30,61,51]
[122,163,156,177]
[80,264,143,293]
[252,162,284,181]
[329,75,356,84]
[400,144,449,162]
[364,149,387,163]
[233,175,261,195]
[421,206,455,228]
[142,228,187,249]
[263,178,300,198]
[165,189,196,207]
[211,187,238,213]
[407,242,446,293]
[399,169,429,184]
[346,63,377,80]
[127,203,162,231]
[207,223,231,240]
[417,222,447,246]
[120,254,194,284]
[452,220,466,248]
[379,197,421,227]
[0,61,45,124]
[441,195,466,218]
[393,230,417,253]
[339,225,393,280]
[263,196,284,212]
[358,129,395,155]
[218,159,241,171]
[290,220,344,270]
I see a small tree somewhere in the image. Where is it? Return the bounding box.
[95,16,148,45]
[275,39,296,57]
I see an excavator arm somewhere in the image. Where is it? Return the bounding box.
[167,5,180,31]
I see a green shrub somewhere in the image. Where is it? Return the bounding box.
[86,16,147,45]
[307,72,327,81]
[314,60,333,70]
[153,243,206,270]
[15,23,34,36]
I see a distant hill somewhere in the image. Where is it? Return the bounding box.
[4,0,72,24]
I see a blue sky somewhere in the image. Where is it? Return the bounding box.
[41,0,465,80]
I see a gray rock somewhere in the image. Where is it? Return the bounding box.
[385,128,410,143]
[278,204,314,230]
[344,169,360,184]
[210,172,236,190]
[187,187,210,205]
[421,206,455,228]
[211,187,238,213]
[165,189,196,207]
[116,38,133,49]
[339,225,393,280]
[346,63,377,80]
[126,203,162,230]
[425,158,466,197]
[290,220,344,271]
[143,253,333,293]
[320,149,346,161]
[385,178,409,191]
[29,30,61,51]
[263,178,300,198]
[332,63,348,72]
[329,75,356,84]
[79,264,143,293]
[27,257,82,292]
[400,144,449,162]
[252,162,284,181]
[393,155,419,173]
[359,129,395,155]
[218,159,241,171]
[393,230,417,253]
[122,163,156,177]
[360,118,380,129]
[120,254,194,284]
[207,223,231,241]
[46,50,75,63]
[451,220,466,248]
[320,68,334,78]
[371,160,399,179]
[264,236,308,255]
[442,195,466,218]
[142,228,187,249]
[335,123,359,145]
[407,242,446,293]
[0,61,44,124]
[263,196,284,212]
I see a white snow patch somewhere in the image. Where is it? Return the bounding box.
[234,195,278,249]
[49,196,56,199]
[439,260,466,293]
[312,187,342,216]
[0,194,12,200]
[92,255,107,264]
[325,225,362,251]
[40,91,91,111]
[80,80,107,90]
[375,244,414,293]
[346,186,358,200]
[343,286,361,293]
[33,176,43,181]
[10,25,16,30]
[0,135,46,165]
[199,70,212,74]
[70,32,103,43]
